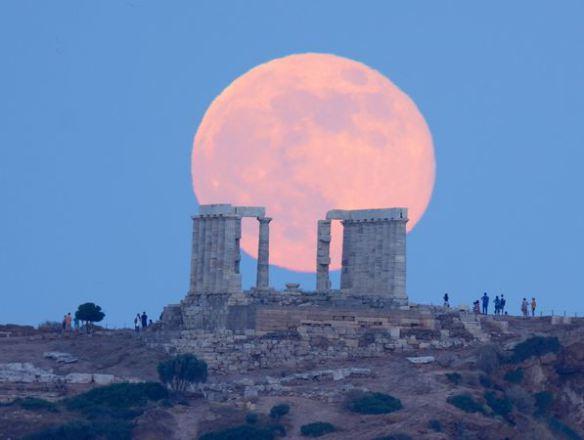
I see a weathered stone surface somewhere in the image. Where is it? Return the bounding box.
[406,356,435,364]
[65,373,93,384]
[0,363,56,383]
[326,208,407,221]
[92,374,115,385]
[44,351,78,364]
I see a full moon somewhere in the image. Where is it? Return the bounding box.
[192,53,435,272]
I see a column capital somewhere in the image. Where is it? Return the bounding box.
[257,216,272,223]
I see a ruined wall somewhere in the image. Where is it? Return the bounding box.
[156,308,480,373]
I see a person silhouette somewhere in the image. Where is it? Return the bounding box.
[481,292,489,315]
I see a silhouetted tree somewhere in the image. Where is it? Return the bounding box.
[74,303,105,333]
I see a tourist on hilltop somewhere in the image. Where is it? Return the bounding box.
[443,293,450,308]
[61,314,67,334]
[531,297,537,317]
[473,300,480,315]
[521,298,529,317]
[134,313,141,332]
[494,296,501,315]
[481,292,489,315]
[500,294,506,314]
[73,316,80,334]
[65,312,72,333]
[141,311,148,329]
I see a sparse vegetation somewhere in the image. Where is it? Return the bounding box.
[300,422,336,437]
[504,368,524,384]
[534,391,553,417]
[548,417,583,440]
[509,336,560,364]
[373,434,413,440]
[479,375,493,388]
[246,412,259,424]
[346,392,403,415]
[446,372,462,385]
[428,419,442,432]
[23,419,133,440]
[269,403,290,420]
[199,425,275,440]
[17,397,59,413]
[157,353,208,392]
[476,344,502,374]
[65,382,168,413]
[484,391,513,417]
[447,394,485,414]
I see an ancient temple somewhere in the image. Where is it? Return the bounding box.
[161,204,409,331]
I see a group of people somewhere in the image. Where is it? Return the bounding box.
[521,297,537,317]
[134,311,151,332]
[475,292,507,315]
[61,312,79,334]
[444,292,538,317]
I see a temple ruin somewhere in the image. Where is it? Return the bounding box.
[162,203,410,331]
[157,203,506,373]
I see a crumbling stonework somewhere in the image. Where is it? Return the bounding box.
[158,203,481,373]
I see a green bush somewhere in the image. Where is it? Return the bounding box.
[246,412,259,424]
[157,354,208,392]
[65,382,168,414]
[534,391,553,417]
[446,372,462,385]
[269,403,290,420]
[484,391,513,417]
[447,394,485,414]
[504,368,524,384]
[346,392,403,415]
[428,419,442,432]
[24,419,132,440]
[510,336,560,364]
[548,417,582,440]
[300,422,336,437]
[479,375,493,388]
[199,425,275,440]
[374,435,413,440]
[267,423,286,437]
[18,397,58,413]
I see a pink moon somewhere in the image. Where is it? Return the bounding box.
[192,53,435,272]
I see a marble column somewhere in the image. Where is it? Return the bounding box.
[256,217,271,289]
[316,220,332,291]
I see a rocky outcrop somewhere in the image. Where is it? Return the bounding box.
[0,363,131,386]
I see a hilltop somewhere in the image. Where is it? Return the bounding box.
[0,314,582,439]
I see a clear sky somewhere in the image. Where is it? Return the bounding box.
[1,1,583,327]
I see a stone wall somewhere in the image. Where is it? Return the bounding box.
[155,308,481,374]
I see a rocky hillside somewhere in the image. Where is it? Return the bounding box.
[0,317,582,439]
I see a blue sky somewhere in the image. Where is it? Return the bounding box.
[1,1,583,327]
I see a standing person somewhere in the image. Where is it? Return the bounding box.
[141,312,148,329]
[61,315,67,334]
[73,316,80,334]
[531,297,537,317]
[473,300,480,315]
[494,296,501,315]
[500,294,506,315]
[134,314,141,333]
[481,292,489,315]
[443,293,450,308]
[521,298,529,317]
[65,313,72,333]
